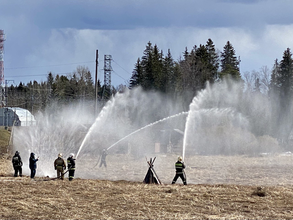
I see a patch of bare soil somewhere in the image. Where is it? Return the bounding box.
[1,155,293,219]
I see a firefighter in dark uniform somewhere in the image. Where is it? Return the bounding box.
[12,151,23,177]
[29,152,39,178]
[172,156,187,185]
[67,153,76,181]
[54,153,66,180]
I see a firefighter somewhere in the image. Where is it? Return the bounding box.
[67,153,76,181]
[12,151,23,177]
[99,149,108,168]
[172,156,187,185]
[54,153,66,180]
[29,152,39,178]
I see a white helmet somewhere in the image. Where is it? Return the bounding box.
[178,156,182,161]
[70,153,75,157]
[58,153,62,157]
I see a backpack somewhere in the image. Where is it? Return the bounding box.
[13,156,20,166]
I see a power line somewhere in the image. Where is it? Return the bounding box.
[6,67,97,78]
[112,59,132,76]
[6,73,49,78]
[112,70,128,81]
[6,72,73,78]
[5,61,94,70]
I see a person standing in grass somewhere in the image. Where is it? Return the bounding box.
[29,152,39,178]
[12,151,23,177]
[172,156,187,185]
[67,153,76,181]
[54,153,66,180]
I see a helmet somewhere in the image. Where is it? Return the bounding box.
[178,156,182,161]
[70,153,74,157]
[58,153,62,157]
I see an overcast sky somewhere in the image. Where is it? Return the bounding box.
[1,0,293,87]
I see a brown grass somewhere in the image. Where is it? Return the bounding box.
[0,128,10,155]
[2,128,293,219]
[2,175,293,219]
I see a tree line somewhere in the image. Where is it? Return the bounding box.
[6,39,242,113]
[4,39,293,143]
[129,39,241,109]
[6,66,111,113]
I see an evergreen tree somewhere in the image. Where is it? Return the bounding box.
[138,42,165,92]
[220,41,241,80]
[195,44,210,88]
[54,75,72,102]
[129,58,142,89]
[178,46,201,108]
[270,49,293,142]
[205,38,219,82]
[47,72,54,103]
[141,41,155,90]
[69,73,79,99]
[183,47,189,60]
[163,49,176,95]
[269,59,280,98]
[152,45,164,92]
[277,48,293,102]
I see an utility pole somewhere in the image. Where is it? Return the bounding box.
[95,50,98,116]
[102,55,112,101]
[0,30,6,107]
[104,55,112,88]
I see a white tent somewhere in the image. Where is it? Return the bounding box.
[8,107,36,126]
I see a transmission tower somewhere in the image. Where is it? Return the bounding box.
[0,30,6,107]
[104,55,112,88]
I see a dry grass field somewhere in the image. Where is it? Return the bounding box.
[2,128,293,219]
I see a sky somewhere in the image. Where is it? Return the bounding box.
[0,0,293,87]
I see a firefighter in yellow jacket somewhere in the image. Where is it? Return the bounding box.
[54,153,66,180]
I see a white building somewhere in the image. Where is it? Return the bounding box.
[8,107,36,126]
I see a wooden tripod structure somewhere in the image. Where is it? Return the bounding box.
[143,157,162,184]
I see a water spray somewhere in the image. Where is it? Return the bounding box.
[76,100,116,159]
[106,111,189,151]
[182,107,240,161]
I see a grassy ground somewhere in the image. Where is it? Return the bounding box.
[0,128,12,177]
[0,127,10,155]
[2,128,293,219]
